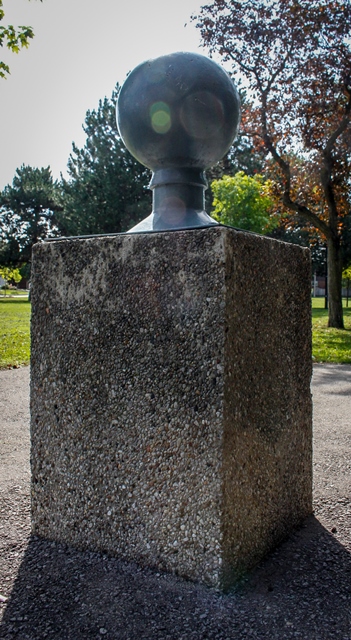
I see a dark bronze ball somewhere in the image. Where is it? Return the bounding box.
[117,52,240,171]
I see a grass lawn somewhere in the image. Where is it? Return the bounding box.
[0,298,31,368]
[0,289,28,297]
[312,298,351,364]
[0,296,350,369]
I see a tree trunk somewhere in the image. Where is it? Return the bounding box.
[327,236,344,329]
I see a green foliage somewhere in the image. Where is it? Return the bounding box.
[312,298,351,363]
[59,87,152,236]
[0,0,42,78]
[0,265,22,287]
[19,262,31,280]
[342,265,351,306]
[211,172,278,234]
[0,298,31,368]
[0,165,62,264]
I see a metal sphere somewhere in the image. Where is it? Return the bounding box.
[116,52,240,171]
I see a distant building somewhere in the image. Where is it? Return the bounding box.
[312,274,349,297]
[312,274,326,297]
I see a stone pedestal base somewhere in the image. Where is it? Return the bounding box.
[31,227,312,588]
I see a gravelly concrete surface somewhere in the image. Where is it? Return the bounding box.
[0,363,350,639]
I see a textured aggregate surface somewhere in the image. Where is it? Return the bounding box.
[0,364,350,639]
[30,227,312,588]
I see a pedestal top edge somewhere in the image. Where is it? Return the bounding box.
[36,225,310,260]
[42,224,256,245]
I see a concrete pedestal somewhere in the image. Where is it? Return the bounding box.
[30,227,312,589]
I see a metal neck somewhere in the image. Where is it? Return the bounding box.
[151,167,206,225]
[127,168,218,232]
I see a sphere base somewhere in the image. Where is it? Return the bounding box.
[128,210,219,233]
[128,166,218,233]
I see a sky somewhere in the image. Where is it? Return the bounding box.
[0,0,222,190]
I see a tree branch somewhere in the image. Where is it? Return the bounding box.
[325,91,351,156]
[321,89,351,233]
[260,93,331,238]
[265,41,295,94]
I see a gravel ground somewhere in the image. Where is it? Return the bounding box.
[0,363,350,639]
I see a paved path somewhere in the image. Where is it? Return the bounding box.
[0,364,350,639]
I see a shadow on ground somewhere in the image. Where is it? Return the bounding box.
[312,364,351,394]
[1,516,351,639]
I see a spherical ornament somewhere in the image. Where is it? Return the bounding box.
[117,52,240,171]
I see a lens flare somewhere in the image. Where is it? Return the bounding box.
[150,102,171,134]
[159,196,186,225]
[180,91,224,139]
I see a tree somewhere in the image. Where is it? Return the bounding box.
[211,171,278,234]
[342,265,351,307]
[0,265,22,295]
[269,216,327,274]
[193,0,351,328]
[0,0,42,78]
[59,87,151,236]
[0,165,62,265]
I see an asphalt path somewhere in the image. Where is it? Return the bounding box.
[0,364,350,639]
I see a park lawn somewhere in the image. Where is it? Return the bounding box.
[0,289,28,297]
[0,297,350,368]
[0,298,31,368]
[312,298,351,364]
